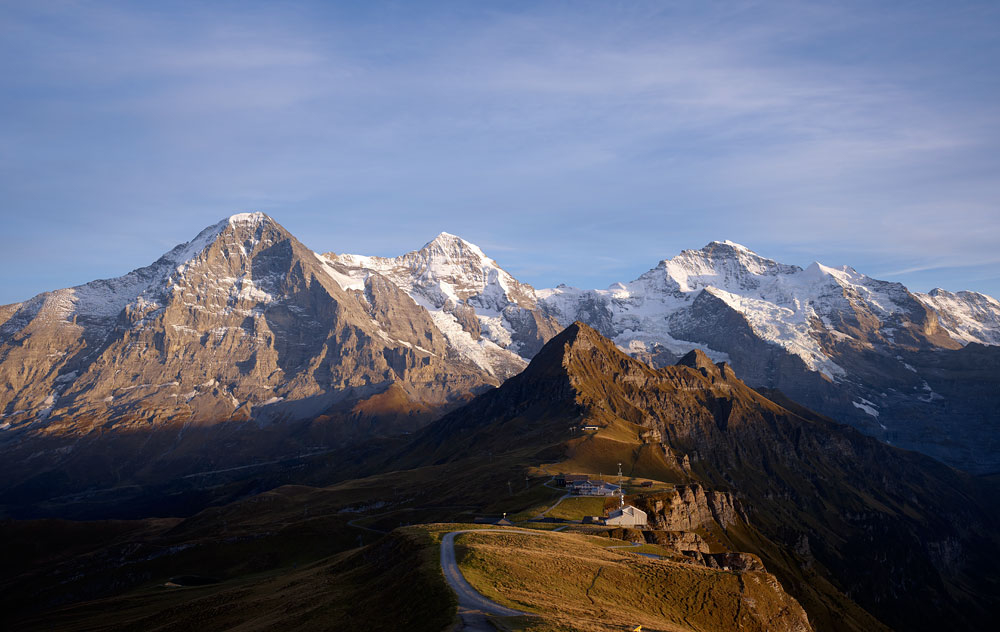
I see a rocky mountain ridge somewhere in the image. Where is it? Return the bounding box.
[534,241,1000,472]
[0,214,495,432]
[3,214,999,476]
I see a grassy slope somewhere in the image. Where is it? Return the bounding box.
[453,529,812,632]
[0,455,568,629]
[545,496,610,520]
[15,527,455,632]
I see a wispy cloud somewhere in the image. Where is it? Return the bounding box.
[1,1,999,301]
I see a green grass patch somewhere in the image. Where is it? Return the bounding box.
[545,496,609,521]
[623,543,672,556]
[517,522,568,531]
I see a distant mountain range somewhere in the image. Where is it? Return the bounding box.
[331,221,1000,473]
[1,212,998,511]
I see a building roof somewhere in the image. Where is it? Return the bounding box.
[607,505,647,519]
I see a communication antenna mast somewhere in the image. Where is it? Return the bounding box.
[617,462,625,509]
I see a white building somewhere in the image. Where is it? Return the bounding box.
[604,505,647,528]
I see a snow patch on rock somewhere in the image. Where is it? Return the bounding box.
[916,288,1000,345]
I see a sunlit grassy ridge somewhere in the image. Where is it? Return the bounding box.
[453,529,812,632]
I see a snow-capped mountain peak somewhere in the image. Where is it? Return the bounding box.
[336,233,508,305]
[0,214,499,460]
[227,210,268,225]
[420,231,490,261]
[0,214,271,333]
[327,234,559,377]
[539,241,945,380]
[628,241,803,297]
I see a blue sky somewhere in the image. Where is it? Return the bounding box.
[2,1,999,303]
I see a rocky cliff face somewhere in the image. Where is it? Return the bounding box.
[0,214,494,433]
[641,529,712,553]
[639,484,745,531]
[917,288,1000,345]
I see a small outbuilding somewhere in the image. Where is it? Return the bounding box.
[604,505,648,528]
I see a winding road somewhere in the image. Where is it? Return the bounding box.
[439,479,580,629]
[440,529,535,631]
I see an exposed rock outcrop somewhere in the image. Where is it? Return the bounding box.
[643,529,712,553]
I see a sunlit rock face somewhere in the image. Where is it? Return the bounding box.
[0,214,494,433]
[0,214,498,507]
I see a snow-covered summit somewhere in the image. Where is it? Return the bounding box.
[228,211,268,225]
[538,241,945,379]
[336,232,526,306]
[642,241,804,294]
[420,231,491,262]
[1,213,288,334]
[716,239,751,250]
[328,233,557,378]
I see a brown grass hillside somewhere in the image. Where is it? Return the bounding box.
[453,529,811,632]
[15,527,455,632]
